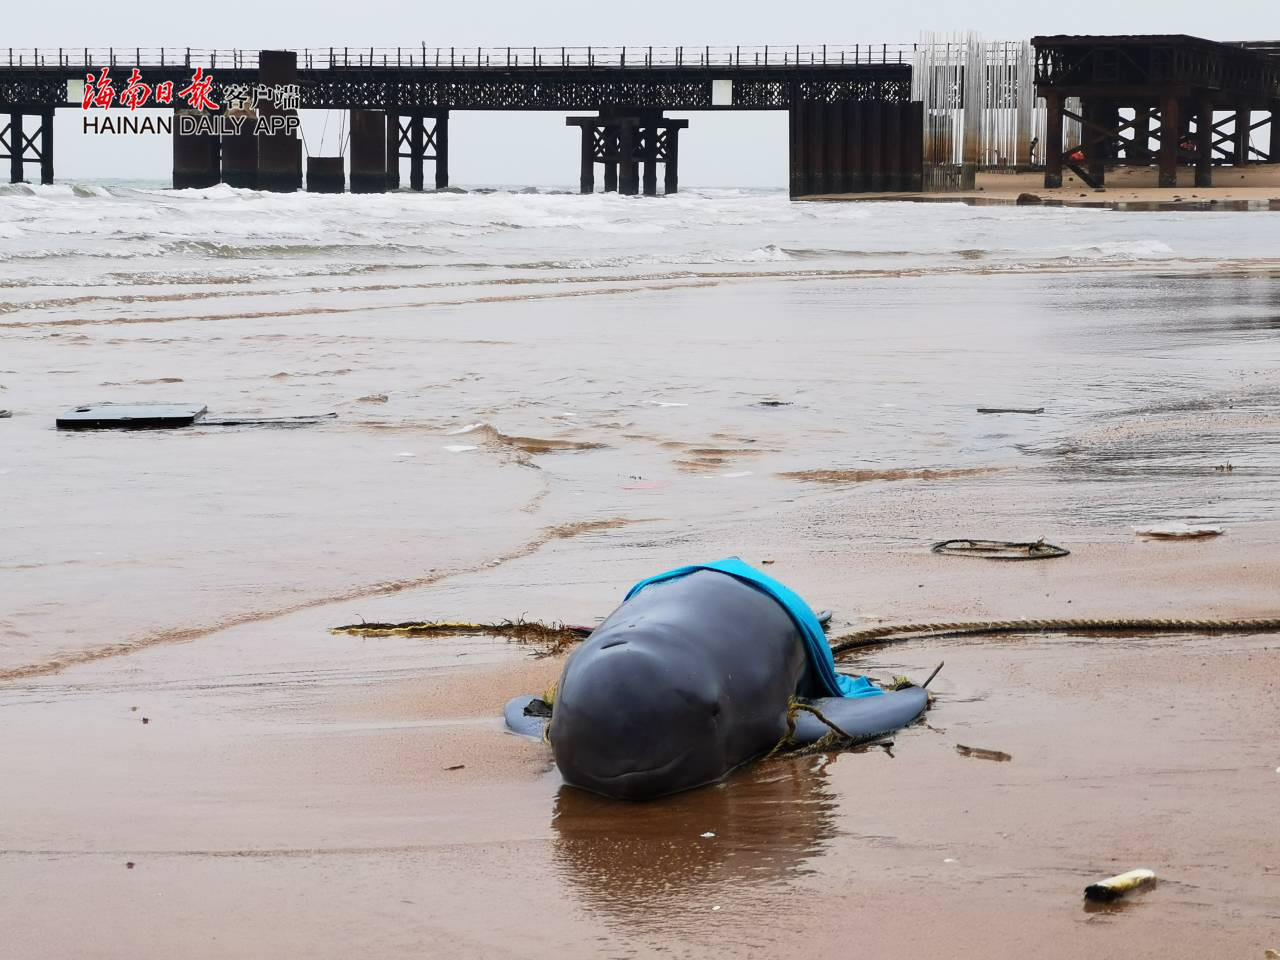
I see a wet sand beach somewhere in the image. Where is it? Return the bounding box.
[811,165,1280,209]
[2,185,1279,957]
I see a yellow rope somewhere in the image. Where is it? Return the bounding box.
[829,616,1280,656]
[766,697,875,760]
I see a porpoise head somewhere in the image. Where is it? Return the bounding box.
[549,626,730,800]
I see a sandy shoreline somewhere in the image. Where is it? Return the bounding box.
[4,521,1280,958]
[4,189,1280,958]
[808,166,1280,209]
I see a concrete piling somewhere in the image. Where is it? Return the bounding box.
[306,156,344,192]
[257,49,301,192]
[349,109,387,193]
[172,108,220,189]
[220,109,257,189]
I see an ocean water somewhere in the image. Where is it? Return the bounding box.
[2,183,1279,674]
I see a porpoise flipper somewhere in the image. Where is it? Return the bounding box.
[504,694,551,739]
[789,687,928,745]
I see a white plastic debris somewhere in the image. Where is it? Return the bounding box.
[443,444,478,453]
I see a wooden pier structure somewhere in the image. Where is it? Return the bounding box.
[1034,35,1280,188]
[0,45,916,196]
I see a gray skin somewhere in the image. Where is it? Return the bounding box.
[536,570,927,801]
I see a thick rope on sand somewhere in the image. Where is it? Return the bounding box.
[829,617,1280,656]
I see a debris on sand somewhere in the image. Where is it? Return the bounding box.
[1133,523,1224,540]
[56,403,337,430]
[955,744,1013,762]
[329,619,590,655]
[57,402,207,430]
[976,406,1045,414]
[932,538,1069,560]
[780,466,999,484]
[1084,868,1157,902]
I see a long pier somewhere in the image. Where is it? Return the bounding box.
[2,38,1279,196]
[0,45,919,195]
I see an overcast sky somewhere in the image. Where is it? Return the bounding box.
[8,1,1274,188]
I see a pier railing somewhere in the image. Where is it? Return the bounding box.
[5,44,917,71]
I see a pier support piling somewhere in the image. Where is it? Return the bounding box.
[5,113,24,184]
[1195,98,1214,187]
[664,126,680,194]
[434,112,449,189]
[386,113,400,189]
[1234,108,1252,166]
[221,110,257,189]
[641,121,658,196]
[1044,93,1064,188]
[567,113,684,195]
[392,111,448,190]
[409,116,425,191]
[576,122,595,194]
[349,109,387,193]
[603,137,618,192]
[617,122,639,195]
[40,112,53,185]
[1083,98,1112,187]
[306,156,344,192]
[788,100,921,197]
[1158,95,1179,187]
[172,108,220,189]
[257,50,301,192]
